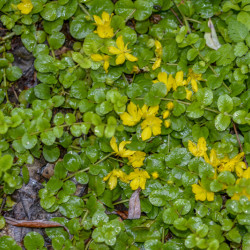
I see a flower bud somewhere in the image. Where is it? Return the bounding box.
[167,102,174,110]
[164,119,171,128]
[163,110,170,119]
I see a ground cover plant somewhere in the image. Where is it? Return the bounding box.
[0,0,250,249]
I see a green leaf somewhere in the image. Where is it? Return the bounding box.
[34,84,51,100]
[221,219,234,231]
[75,172,89,184]
[198,162,215,178]
[48,32,65,50]
[206,75,223,90]
[72,52,91,69]
[92,211,109,227]
[186,102,204,119]
[149,185,178,206]
[43,19,63,35]
[70,15,95,40]
[216,44,236,66]
[226,227,242,244]
[59,196,84,219]
[192,124,209,141]
[22,133,37,150]
[233,110,247,124]
[237,11,250,30]
[87,0,114,16]
[21,33,37,52]
[234,42,248,57]
[63,152,81,172]
[144,239,163,250]
[187,48,199,61]
[210,179,223,192]
[63,180,76,195]
[196,88,213,106]
[165,148,191,168]
[57,0,77,20]
[0,236,21,250]
[173,218,188,231]
[88,175,105,196]
[0,216,5,230]
[228,21,248,42]
[6,66,22,82]
[41,131,56,146]
[215,114,231,131]
[134,0,153,21]
[217,171,235,185]
[47,177,63,194]
[43,146,60,163]
[65,113,76,125]
[22,166,29,185]
[185,234,196,248]
[40,2,58,21]
[162,207,178,224]
[0,154,13,173]
[34,55,57,73]
[174,199,191,215]
[70,80,87,99]
[24,232,45,250]
[217,94,233,113]
[115,0,135,19]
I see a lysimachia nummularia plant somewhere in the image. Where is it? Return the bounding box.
[0,0,250,249]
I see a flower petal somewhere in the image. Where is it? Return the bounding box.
[108,46,121,55]
[116,36,125,50]
[110,136,118,153]
[158,72,168,84]
[125,53,138,62]
[91,54,103,61]
[116,53,126,65]
[103,60,109,73]
[141,127,152,141]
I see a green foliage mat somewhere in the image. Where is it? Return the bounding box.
[0,0,250,249]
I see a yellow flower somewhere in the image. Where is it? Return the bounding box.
[192,183,214,201]
[110,136,135,158]
[141,115,162,141]
[235,162,247,177]
[128,151,146,168]
[152,58,161,71]
[153,72,173,92]
[167,102,174,110]
[152,40,162,70]
[231,180,250,201]
[204,149,221,168]
[152,172,159,179]
[242,168,250,179]
[108,36,138,65]
[103,169,127,190]
[164,119,171,128]
[162,110,170,119]
[218,152,245,173]
[175,71,184,87]
[188,137,207,157]
[17,0,33,14]
[231,189,250,201]
[187,68,202,93]
[185,89,192,100]
[91,54,110,73]
[141,104,159,119]
[93,11,114,38]
[120,102,142,126]
[191,80,198,93]
[132,65,140,74]
[127,168,150,190]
